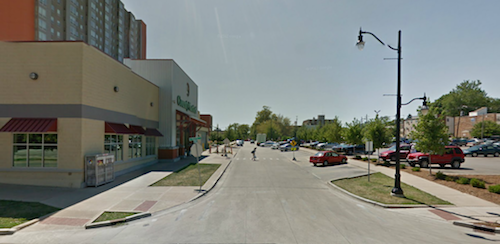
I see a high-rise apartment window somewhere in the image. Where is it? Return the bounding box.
[13,134,57,167]
[104,135,123,161]
[38,19,47,30]
[38,31,47,40]
[39,0,48,5]
[38,7,46,17]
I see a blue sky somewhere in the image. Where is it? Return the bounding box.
[121,0,500,129]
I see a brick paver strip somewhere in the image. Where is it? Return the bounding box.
[429,209,462,221]
[134,200,157,212]
[40,217,91,226]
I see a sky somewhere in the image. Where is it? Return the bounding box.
[121,0,500,130]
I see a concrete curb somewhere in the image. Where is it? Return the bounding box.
[453,221,500,233]
[188,151,237,202]
[84,212,152,229]
[0,218,39,235]
[327,176,439,209]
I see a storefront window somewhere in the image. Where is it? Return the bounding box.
[128,135,142,159]
[146,137,156,156]
[13,133,57,167]
[104,134,123,161]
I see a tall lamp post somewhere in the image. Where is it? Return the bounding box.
[356,27,427,197]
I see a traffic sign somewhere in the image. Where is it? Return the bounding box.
[290,140,297,146]
[224,138,230,145]
[190,143,203,157]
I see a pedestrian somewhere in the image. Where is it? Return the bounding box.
[251,147,257,160]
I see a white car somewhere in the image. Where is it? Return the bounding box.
[271,143,279,149]
[236,140,244,146]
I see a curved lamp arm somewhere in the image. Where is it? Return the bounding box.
[401,94,427,106]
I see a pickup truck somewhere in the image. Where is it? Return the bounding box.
[406,146,465,169]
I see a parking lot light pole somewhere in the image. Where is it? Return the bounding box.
[356,28,405,197]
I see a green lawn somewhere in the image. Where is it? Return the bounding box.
[151,163,221,186]
[0,200,60,228]
[332,172,452,205]
[93,212,138,223]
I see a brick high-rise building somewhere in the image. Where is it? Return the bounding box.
[0,0,146,62]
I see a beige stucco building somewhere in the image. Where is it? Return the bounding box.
[0,41,162,188]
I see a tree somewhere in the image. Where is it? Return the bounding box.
[471,121,500,138]
[344,118,364,146]
[410,107,449,175]
[433,80,491,116]
[237,124,250,139]
[364,116,391,150]
[321,117,344,143]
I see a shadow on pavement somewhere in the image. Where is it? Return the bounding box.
[0,155,206,209]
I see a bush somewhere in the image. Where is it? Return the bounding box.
[435,171,446,180]
[412,167,420,172]
[445,176,458,182]
[488,185,500,194]
[470,178,486,189]
[456,177,470,185]
[400,164,406,169]
[354,155,362,160]
[370,158,378,162]
[362,157,368,161]
[382,161,391,167]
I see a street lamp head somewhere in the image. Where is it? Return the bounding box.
[356,31,365,50]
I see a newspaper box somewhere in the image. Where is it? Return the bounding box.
[85,153,115,187]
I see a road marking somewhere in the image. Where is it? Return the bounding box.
[243,158,246,160]
[263,158,266,160]
[176,209,187,221]
[311,173,321,179]
[270,158,273,160]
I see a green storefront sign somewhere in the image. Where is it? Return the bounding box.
[177,96,197,113]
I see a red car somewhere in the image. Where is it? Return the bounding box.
[379,144,412,161]
[406,146,465,169]
[310,151,347,167]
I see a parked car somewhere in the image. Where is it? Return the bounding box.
[406,146,465,169]
[309,151,347,167]
[280,143,299,152]
[463,144,500,157]
[236,140,244,146]
[260,141,274,147]
[466,138,482,147]
[450,138,468,146]
[379,144,412,162]
[250,140,254,144]
[271,143,280,150]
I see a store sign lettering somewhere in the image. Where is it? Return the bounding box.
[177,96,197,113]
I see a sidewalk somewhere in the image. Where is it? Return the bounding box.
[0,146,236,232]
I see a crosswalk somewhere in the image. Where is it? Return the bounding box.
[235,158,281,161]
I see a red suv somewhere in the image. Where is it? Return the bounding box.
[406,146,465,169]
[379,144,412,162]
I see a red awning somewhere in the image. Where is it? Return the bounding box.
[105,122,134,134]
[145,128,163,137]
[0,118,57,132]
[129,125,146,134]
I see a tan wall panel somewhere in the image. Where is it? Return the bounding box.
[0,118,12,168]
[81,118,104,160]
[0,42,83,104]
[58,118,84,170]
[81,45,159,123]
[114,157,156,174]
[0,172,83,188]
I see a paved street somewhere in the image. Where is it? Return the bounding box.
[2,143,498,243]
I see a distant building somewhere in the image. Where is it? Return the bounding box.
[400,114,419,139]
[447,107,500,138]
[0,0,146,62]
[302,115,335,129]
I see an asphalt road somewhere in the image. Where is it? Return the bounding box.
[1,143,495,243]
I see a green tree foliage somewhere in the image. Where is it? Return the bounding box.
[251,106,294,140]
[363,116,391,149]
[237,124,250,139]
[344,118,364,145]
[470,121,500,138]
[410,107,449,156]
[433,80,493,116]
[222,123,251,141]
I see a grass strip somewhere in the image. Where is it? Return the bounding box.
[93,212,138,223]
[0,200,60,228]
[333,172,452,205]
[151,163,221,187]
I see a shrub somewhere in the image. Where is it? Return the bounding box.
[362,157,368,161]
[456,177,470,185]
[412,167,420,172]
[470,178,486,189]
[370,158,378,162]
[435,171,446,180]
[400,164,406,169]
[488,185,500,194]
[445,176,458,182]
[354,155,362,160]
[382,161,391,167]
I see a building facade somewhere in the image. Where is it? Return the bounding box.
[0,0,146,62]
[302,115,335,129]
[448,108,500,138]
[0,41,160,188]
